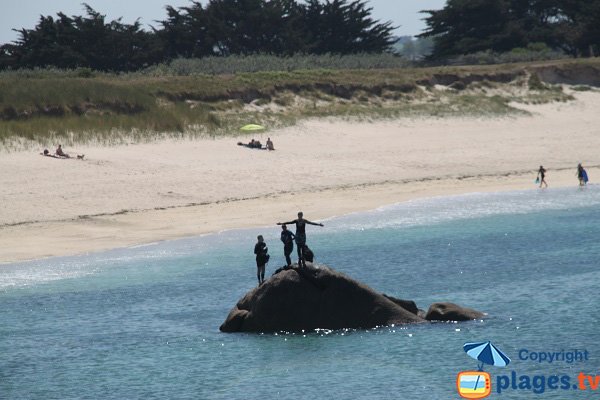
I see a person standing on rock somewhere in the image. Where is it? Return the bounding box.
[254,235,269,285]
[280,224,295,267]
[277,212,323,268]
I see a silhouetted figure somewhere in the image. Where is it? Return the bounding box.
[254,235,269,285]
[537,165,548,188]
[277,212,323,268]
[577,163,589,186]
[303,245,314,263]
[280,224,295,266]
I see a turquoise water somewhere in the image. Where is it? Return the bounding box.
[2,186,600,399]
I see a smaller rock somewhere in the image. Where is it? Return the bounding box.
[221,309,249,332]
[425,302,485,322]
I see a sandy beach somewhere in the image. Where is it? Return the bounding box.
[1,90,599,263]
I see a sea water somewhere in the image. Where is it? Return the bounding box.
[1,186,600,399]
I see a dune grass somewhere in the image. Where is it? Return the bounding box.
[1,57,599,150]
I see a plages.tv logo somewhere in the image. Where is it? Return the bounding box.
[457,341,511,399]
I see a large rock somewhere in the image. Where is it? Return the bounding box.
[220,264,426,333]
[425,302,486,322]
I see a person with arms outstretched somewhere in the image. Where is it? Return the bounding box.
[277,212,324,268]
[280,224,295,267]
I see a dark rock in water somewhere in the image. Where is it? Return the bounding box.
[220,264,426,333]
[425,302,486,322]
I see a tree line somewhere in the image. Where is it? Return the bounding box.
[0,0,395,72]
[420,0,600,60]
[2,0,599,72]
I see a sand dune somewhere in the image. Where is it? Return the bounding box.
[1,90,599,263]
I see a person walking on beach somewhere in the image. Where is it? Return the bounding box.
[577,163,588,186]
[254,235,269,285]
[280,224,295,267]
[537,165,548,188]
[277,212,324,268]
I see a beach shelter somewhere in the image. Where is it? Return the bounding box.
[240,124,265,132]
[463,341,511,370]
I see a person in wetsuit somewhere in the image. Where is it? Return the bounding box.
[280,224,295,267]
[254,235,269,285]
[277,212,324,268]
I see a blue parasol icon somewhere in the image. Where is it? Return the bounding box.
[464,341,511,371]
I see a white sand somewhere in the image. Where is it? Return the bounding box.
[1,90,599,263]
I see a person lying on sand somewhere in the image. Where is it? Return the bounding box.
[237,139,264,149]
[41,149,60,158]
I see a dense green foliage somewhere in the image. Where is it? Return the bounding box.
[420,0,600,60]
[0,54,409,79]
[142,53,409,75]
[0,0,395,72]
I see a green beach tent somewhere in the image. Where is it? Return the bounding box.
[240,124,265,132]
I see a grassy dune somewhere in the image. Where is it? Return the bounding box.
[1,57,599,149]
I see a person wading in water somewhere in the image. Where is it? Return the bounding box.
[277,212,324,268]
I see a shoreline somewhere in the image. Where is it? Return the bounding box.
[0,169,594,264]
[2,90,600,264]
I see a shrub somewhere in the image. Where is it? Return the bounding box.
[140,54,411,76]
[446,48,567,66]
